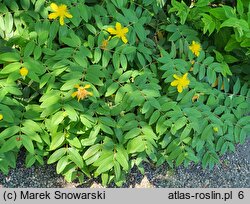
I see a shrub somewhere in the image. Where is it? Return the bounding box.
[169,0,250,80]
[0,0,249,186]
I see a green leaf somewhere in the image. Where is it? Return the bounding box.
[22,120,42,132]
[25,153,36,168]
[236,0,244,16]
[102,50,111,67]
[83,144,101,160]
[124,128,141,141]
[93,48,102,64]
[85,152,101,166]
[168,147,182,160]
[114,161,121,179]
[61,36,80,48]
[239,129,247,144]
[40,95,60,109]
[99,117,116,127]
[78,4,89,22]
[116,145,129,170]
[51,111,64,126]
[137,52,146,67]
[68,147,84,168]
[22,135,35,154]
[50,132,65,151]
[112,52,120,69]
[105,82,119,97]
[24,41,36,57]
[0,126,20,140]
[20,0,30,10]
[201,14,216,35]
[0,62,21,74]
[127,136,145,154]
[67,136,82,149]
[85,66,104,86]
[225,38,239,52]
[149,110,160,125]
[220,18,249,37]
[0,52,20,62]
[220,142,228,154]
[0,137,17,153]
[0,104,15,123]
[176,153,185,167]
[56,156,69,174]
[228,142,235,152]
[233,78,241,94]
[201,125,213,140]
[186,151,199,163]
[69,7,81,26]
[173,117,187,131]
[213,50,224,63]
[64,104,78,121]
[95,154,114,176]
[180,125,191,140]
[48,148,67,164]
[122,46,136,55]
[86,24,96,34]
[120,54,127,69]
[60,79,80,91]
[5,12,13,34]
[118,71,132,83]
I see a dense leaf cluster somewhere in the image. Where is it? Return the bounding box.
[0,0,249,186]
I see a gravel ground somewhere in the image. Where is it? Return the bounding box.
[0,138,249,188]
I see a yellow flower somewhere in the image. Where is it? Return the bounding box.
[189,41,201,57]
[192,94,199,102]
[170,73,190,93]
[213,127,219,133]
[20,67,28,77]
[0,114,3,121]
[101,36,111,50]
[71,84,93,101]
[48,3,72,26]
[106,22,129,44]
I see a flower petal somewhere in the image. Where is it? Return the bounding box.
[183,73,188,79]
[84,84,91,89]
[177,85,183,93]
[173,74,180,79]
[115,22,122,30]
[171,80,178,87]
[122,27,129,34]
[48,13,59,19]
[87,92,93,96]
[65,12,73,18]
[59,16,65,25]
[71,92,77,98]
[121,36,128,44]
[106,27,117,35]
[50,3,58,11]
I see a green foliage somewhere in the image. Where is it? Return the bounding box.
[0,0,249,186]
[169,0,250,80]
